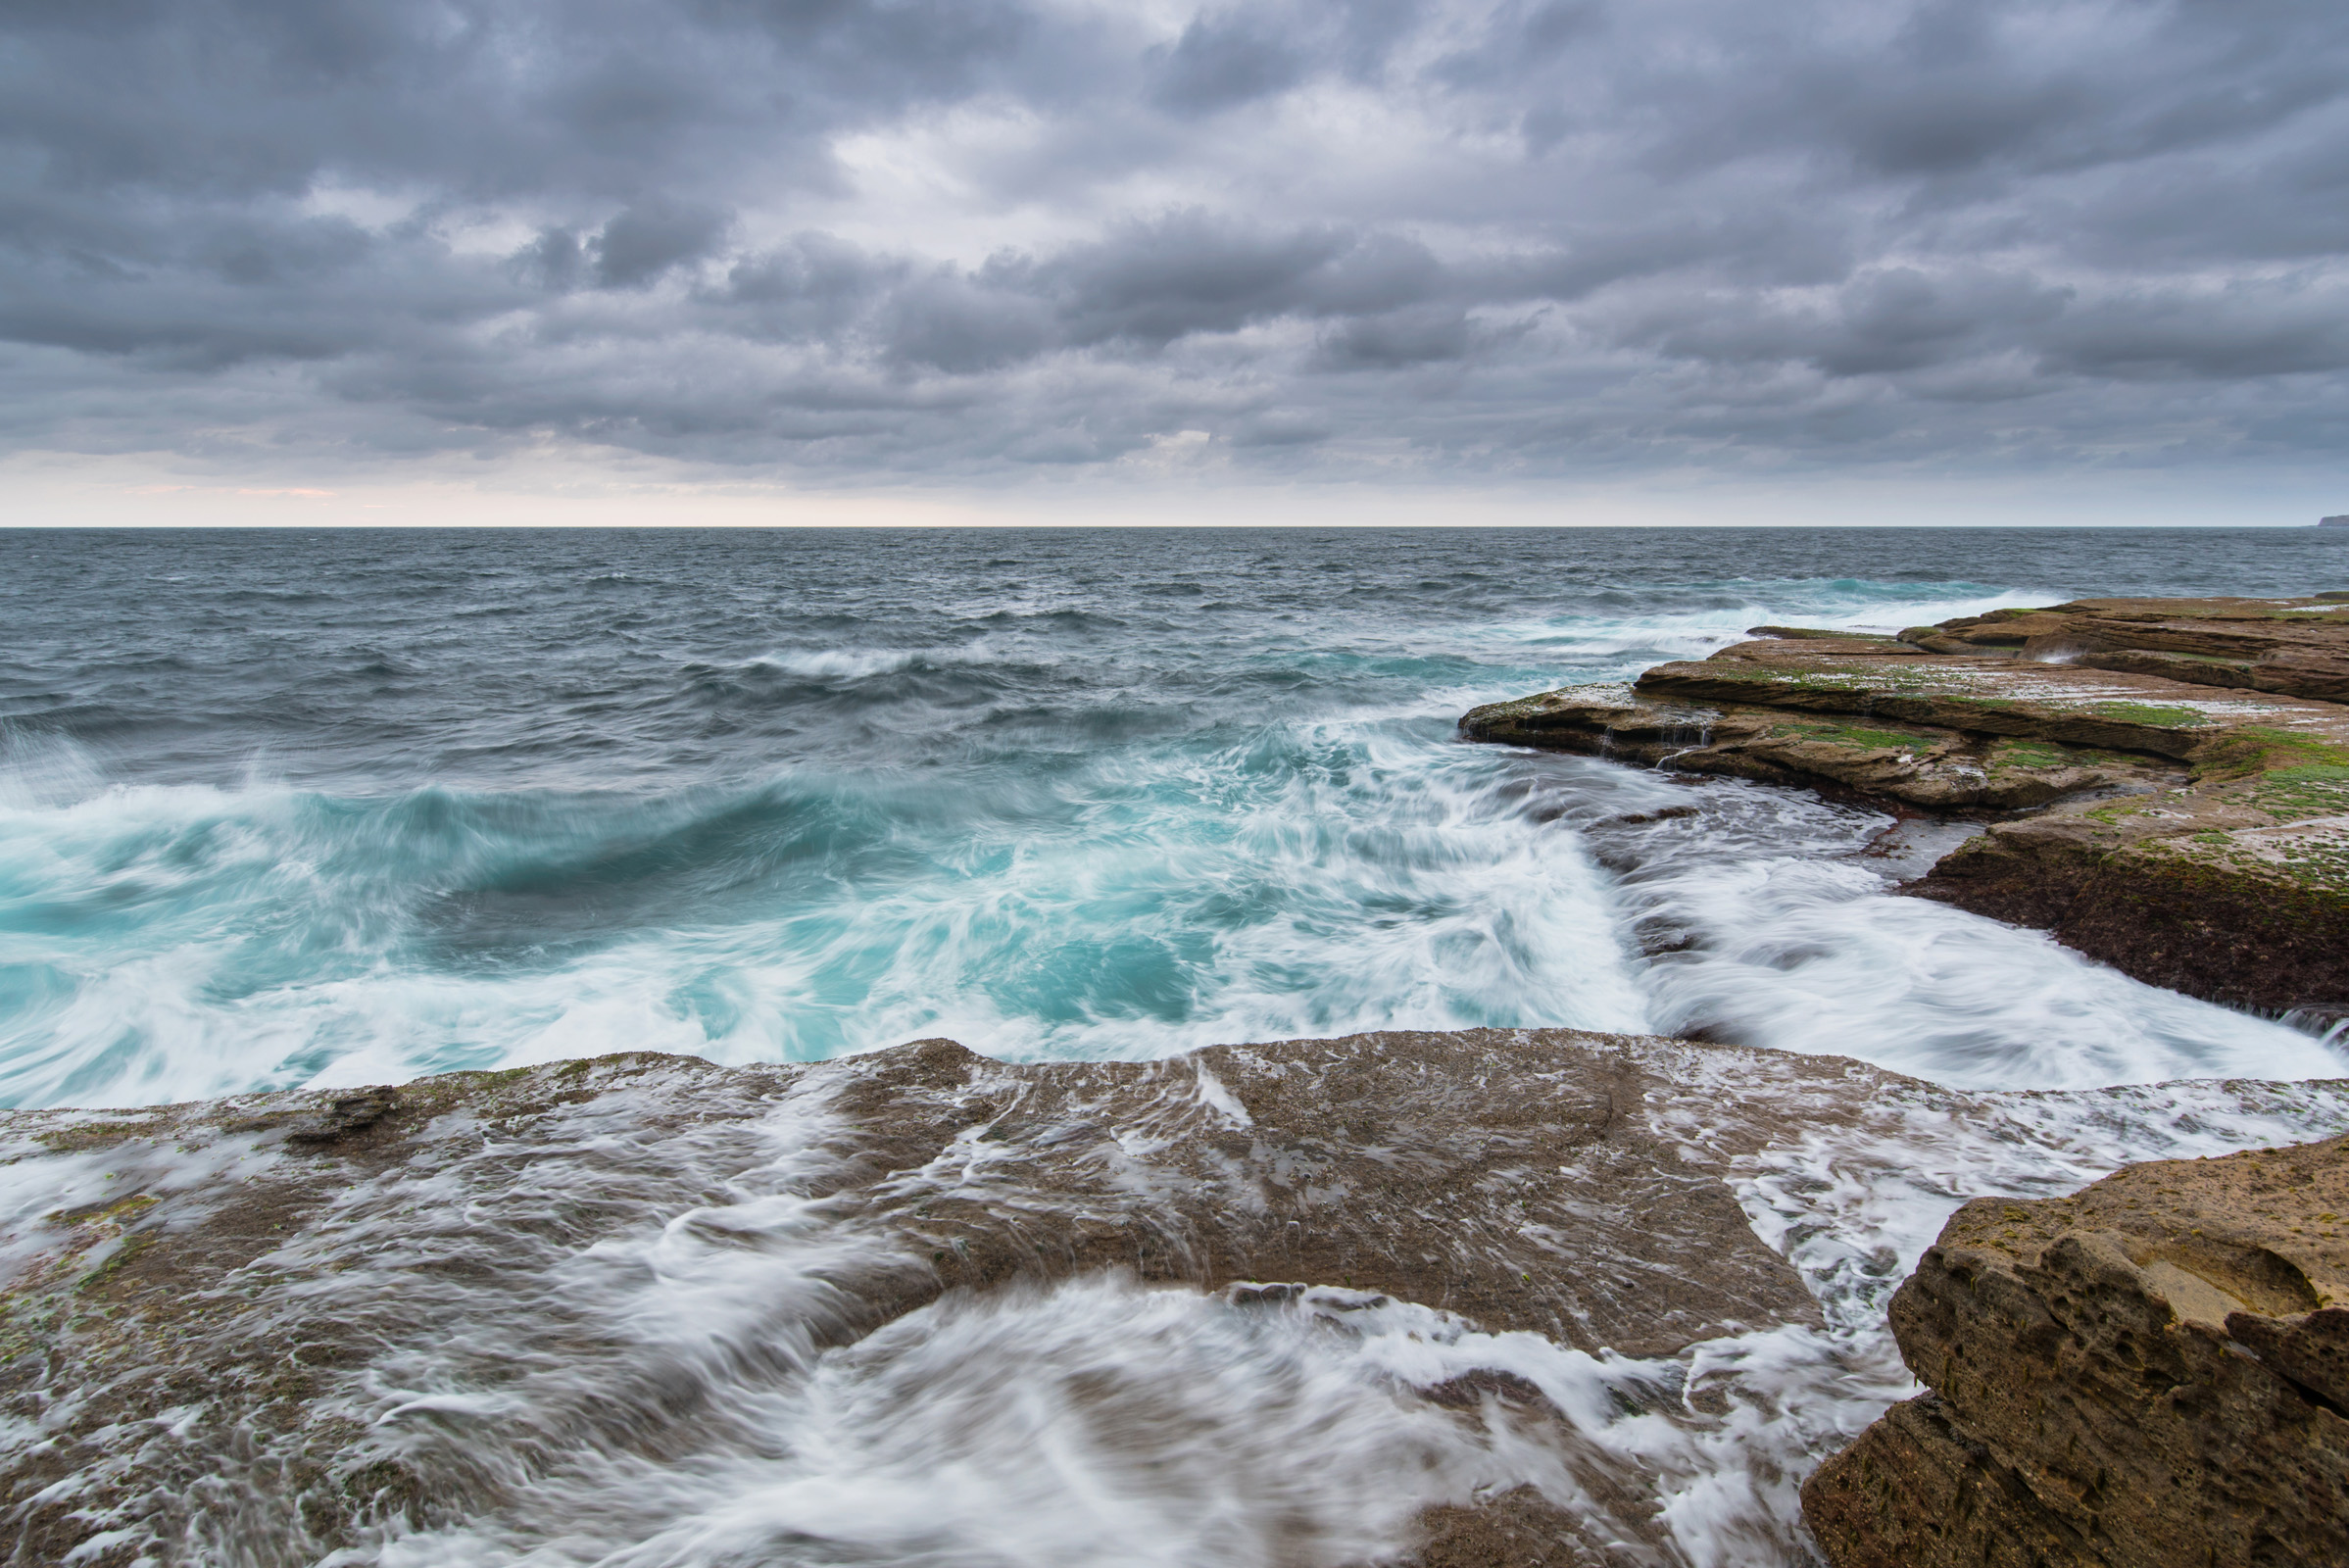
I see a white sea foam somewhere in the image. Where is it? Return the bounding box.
[2,667,2328,1104]
[1480,586,2056,667]
[749,649,928,679]
[1615,810,2337,1088]
[0,720,1658,1105]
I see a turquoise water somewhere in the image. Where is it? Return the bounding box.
[3,525,2344,1105]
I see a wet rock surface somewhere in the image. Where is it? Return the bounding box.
[805,1029,1824,1353]
[6,1031,2347,1565]
[0,1028,1847,1566]
[1460,595,2349,1010]
[1802,1134,2349,1568]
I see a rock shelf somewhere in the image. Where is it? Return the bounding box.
[1802,1134,2349,1568]
[1461,595,2349,1011]
[0,1029,1854,1566]
[5,1041,2347,1565]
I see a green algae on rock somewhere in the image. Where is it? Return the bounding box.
[1460,597,2349,1012]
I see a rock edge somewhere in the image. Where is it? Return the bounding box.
[1800,1133,2349,1568]
[1460,595,2349,1011]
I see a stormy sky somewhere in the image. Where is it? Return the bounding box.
[4,0,2347,521]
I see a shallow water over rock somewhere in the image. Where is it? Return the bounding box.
[6,1029,2346,1566]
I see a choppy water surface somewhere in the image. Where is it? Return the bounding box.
[5,525,2342,1106]
[5,524,2348,1566]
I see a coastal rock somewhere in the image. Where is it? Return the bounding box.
[10,1032,2349,1566]
[1802,1134,2349,1568]
[1634,636,2349,758]
[0,1028,1861,1566]
[1460,595,2349,1010]
[813,1029,1822,1351]
[1916,596,2349,705]
[1458,674,2186,813]
[1916,801,2349,1011]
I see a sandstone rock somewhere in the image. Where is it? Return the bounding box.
[13,1031,2349,1566]
[1803,1135,2349,1568]
[1909,768,2349,1013]
[0,1028,1873,1565]
[1934,596,2349,705]
[1408,1489,1609,1567]
[1634,640,2349,760]
[1747,626,1926,646]
[817,1029,1823,1352]
[1459,675,2187,813]
[1461,596,2349,1010]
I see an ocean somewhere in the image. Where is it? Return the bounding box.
[5,524,2348,1566]
[4,525,2342,1107]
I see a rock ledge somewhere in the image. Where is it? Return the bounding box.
[1802,1134,2349,1568]
[1460,595,2349,1011]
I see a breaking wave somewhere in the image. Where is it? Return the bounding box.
[3,527,2341,1106]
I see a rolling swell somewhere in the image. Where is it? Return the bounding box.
[1,526,2343,1109]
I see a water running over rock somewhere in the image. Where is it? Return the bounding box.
[5,1030,2346,1566]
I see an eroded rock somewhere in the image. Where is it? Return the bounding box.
[0,1028,1858,1565]
[1460,594,2349,1009]
[1802,1135,2349,1568]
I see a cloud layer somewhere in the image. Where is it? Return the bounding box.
[4,0,2346,488]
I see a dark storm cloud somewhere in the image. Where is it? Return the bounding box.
[1148,15,1308,114]
[3,0,2347,481]
[592,202,734,289]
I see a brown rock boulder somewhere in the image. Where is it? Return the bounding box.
[1802,1135,2349,1568]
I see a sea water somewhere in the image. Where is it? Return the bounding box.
[5,524,2348,1565]
[4,524,2342,1107]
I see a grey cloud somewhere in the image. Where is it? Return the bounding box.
[723,233,888,305]
[2042,280,2349,379]
[879,272,1057,372]
[517,229,587,293]
[1149,16,1307,114]
[1143,0,1432,113]
[1037,215,1359,345]
[836,217,1448,372]
[1432,0,1606,91]
[2,0,2347,484]
[1622,268,2074,380]
[1313,307,1474,369]
[594,202,733,288]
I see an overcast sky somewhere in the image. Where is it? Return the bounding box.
[4,0,2346,522]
